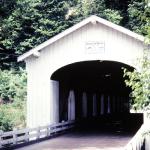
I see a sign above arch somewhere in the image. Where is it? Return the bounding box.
[85,41,105,54]
[18,15,144,62]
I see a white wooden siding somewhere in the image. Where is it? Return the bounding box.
[26,22,144,128]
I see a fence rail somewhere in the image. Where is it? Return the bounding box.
[124,124,150,150]
[1,121,150,150]
[0,121,75,149]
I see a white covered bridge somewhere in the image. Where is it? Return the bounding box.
[14,15,147,149]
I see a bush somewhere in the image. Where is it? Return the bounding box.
[0,68,26,131]
[123,51,150,111]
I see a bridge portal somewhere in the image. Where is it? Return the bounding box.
[18,15,144,128]
[50,60,143,132]
[51,60,131,121]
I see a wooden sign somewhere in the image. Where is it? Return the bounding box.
[85,41,105,54]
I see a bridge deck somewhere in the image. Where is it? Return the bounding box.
[17,129,133,150]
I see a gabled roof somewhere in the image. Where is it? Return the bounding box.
[18,15,144,62]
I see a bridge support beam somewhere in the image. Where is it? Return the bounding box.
[50,80,59,124]
[68,90,75,121]
[82,92,87,118]
[107,96,111,114]
[93,94,97,117]
[100,94,104,115]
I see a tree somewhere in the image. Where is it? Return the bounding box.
[2,0,148,69]
[105,0,131,26]
[66,0,123,25]
[0,0,69,69]
[0,0,16,20]
[123,1,150,111]
[123,50,150,111]
[127,0,150,36]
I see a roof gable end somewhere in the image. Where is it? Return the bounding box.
[18,15,144,62]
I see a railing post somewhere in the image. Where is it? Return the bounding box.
[25,128,29,142]
[124,124,147,150]
[46,125,50,137]
[145,134,150,150]
[0,130,3,148]
[37,127,40,140]
[49,125,53,136]
[13,128,17,145]
[0,121,75,148]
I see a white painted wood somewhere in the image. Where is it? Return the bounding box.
[82,92,87,118]
[33,51,40,58]
[0,121,147,149]
[100,94,104,115]
[125,124,145,150]
[68,90,75,121]
[13,129,17,144]
[50,80,59,124]
[145,134,150,150]
[20,15,144,128]
[0,121,75,148]
[71,91,75,121]
[18,15,144,62]
[26,61,51,127]
[68,92,71,121]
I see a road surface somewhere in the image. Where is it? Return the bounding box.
[16,129,133,150]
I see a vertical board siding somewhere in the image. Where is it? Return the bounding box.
[26,22,144,128]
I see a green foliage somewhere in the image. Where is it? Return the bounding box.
[123,51,150,111]
[66,0,123,25]
[0,68,27,102]
[0,104,14,131]
[127,4,150,114]
[0,0,16,19]
[0,68,26,131]
[0,0,69,68]
[127,0,150,36]
[0,101,26,131]
[103,9,123,24]
[123,1,150,111]
[6,0,68,52]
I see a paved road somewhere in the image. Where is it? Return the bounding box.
[16,130,133,150]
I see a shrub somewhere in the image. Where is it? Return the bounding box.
[0,68,26,131]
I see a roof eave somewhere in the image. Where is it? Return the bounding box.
[17,16,94,62]
[18,15,145,62]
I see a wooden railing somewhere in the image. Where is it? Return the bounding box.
[0,121,75,149]
[124,124,150,150]
[1,121,149,150]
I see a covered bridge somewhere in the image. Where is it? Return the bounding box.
[18,15,144,129]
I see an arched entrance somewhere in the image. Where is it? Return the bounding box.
[50,60,142,131]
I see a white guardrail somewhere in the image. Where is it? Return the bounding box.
[124,124,150,150]
[0,122,149,150]
[0,121,75,149]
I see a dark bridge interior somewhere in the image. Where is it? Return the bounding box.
[51,60,143,133]
[51,60,130,93]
